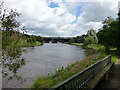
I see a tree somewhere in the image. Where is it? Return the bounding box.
[117,8,120,53]
[27,35,36,43]
[1,2,26,79]
[74,35,86,43]
[83,36,95,46]
[84,29,98,46]
[69,38,75,43]
[97,16,118,53]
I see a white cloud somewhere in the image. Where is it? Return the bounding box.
[2,0,119,37]
[65,0,120,2]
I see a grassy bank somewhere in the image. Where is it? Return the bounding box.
[87,44,117,64]
[20,41,43,47]
[87,44,105,52]
[31,53,107,88]
[66,43,117,64]
[69,43,83,46]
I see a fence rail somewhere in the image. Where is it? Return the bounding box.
[52,55,111,89]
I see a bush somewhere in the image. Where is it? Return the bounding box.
[83,36,95,46]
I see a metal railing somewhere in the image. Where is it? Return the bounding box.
[52,55,111,89]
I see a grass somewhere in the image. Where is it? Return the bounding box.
[111,54,117,64]
[109,47,117,64]
[20,41,43,47]
[31,53,107,88]
[66,43,105,53]
[87,44,117,64]
[64,42,83,46]
[87,44,105,52]
[67,43,117,64]
[70,43,83,46]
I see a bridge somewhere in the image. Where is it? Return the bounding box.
[43,37,72,43]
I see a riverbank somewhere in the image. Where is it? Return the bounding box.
[19,41,43,47]
[65,42,83,46]
[66,43,117,64]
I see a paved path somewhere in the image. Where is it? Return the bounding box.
[95,56,120,89]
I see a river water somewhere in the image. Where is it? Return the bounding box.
[3,43,86,88]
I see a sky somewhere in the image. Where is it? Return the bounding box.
[3,0,120,37]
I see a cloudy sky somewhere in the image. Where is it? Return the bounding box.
[3,0,119,37]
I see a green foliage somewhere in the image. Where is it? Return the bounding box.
[87,44,105,52]
[70,43,83,46]
[97,16,118,53]
[1,2,26,79]
[23,34,44,45]
[27,35,36,43]
[111,54,117,64]
[83,29,98,46]
[1,2,44,80]
[69,38,75,44]
[74,35,86,43]
[117,9,120,53]
[83,37,95,46]
[20,41,42,47]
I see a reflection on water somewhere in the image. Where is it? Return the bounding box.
[3,43,86,88]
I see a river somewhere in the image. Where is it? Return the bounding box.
[2,43,86,88]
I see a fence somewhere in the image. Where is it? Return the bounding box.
[52,55,111,89]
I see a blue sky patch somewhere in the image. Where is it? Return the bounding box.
[74,5,83,18]
[66,3,83,19]
[71,19,77,24]
[48,2,59,8]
